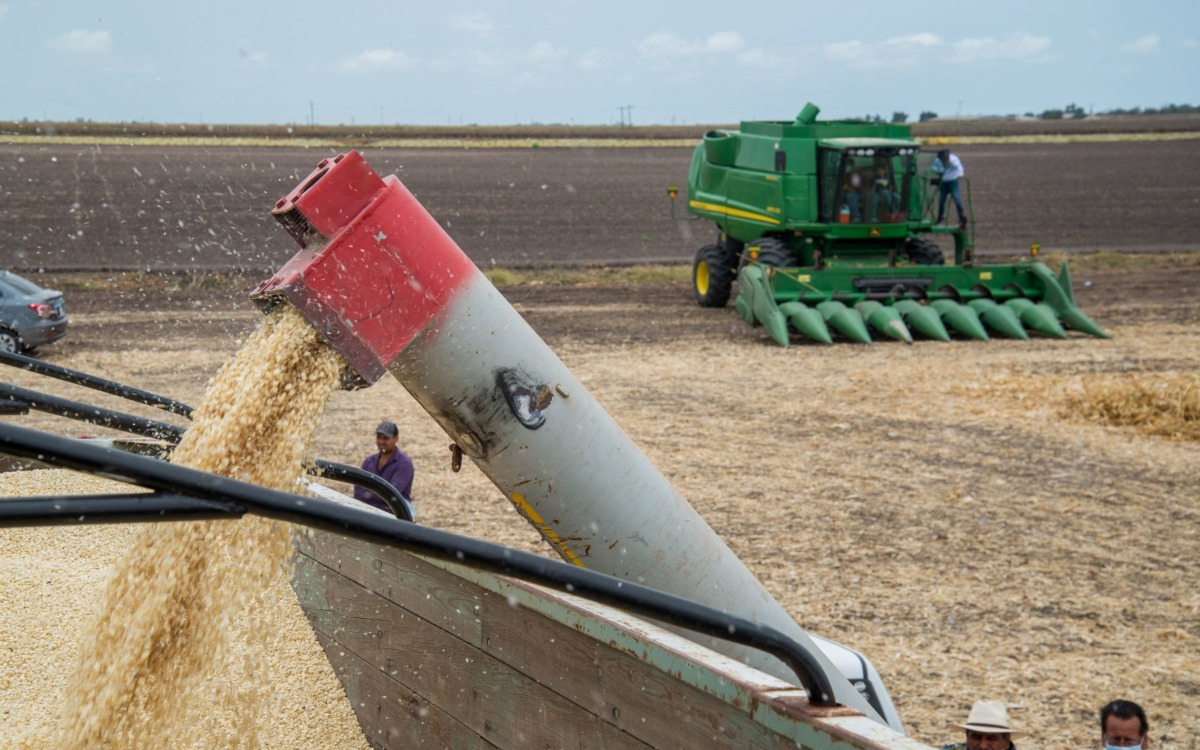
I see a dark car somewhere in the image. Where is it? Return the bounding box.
[0,270,69,353]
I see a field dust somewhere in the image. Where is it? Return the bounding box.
[1,256,1198,749]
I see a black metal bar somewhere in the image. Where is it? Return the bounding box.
[0,382,186,442]
[310,459,414,522]
[0,362,415,521]
[0,492,244,526]
[0,422,838,706]
[0,399,30,415]
[0,350,193,417]
[852,277,934,291]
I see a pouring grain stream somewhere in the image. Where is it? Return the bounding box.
[52,304,349,749]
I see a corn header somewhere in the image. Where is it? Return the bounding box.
[670,103,1107,346]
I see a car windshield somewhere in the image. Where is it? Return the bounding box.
[0,272,42,295]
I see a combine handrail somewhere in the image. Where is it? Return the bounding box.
[0,423,838,706]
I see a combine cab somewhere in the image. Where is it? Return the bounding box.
[671,103,1107,346]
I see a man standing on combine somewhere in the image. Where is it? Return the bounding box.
[932,148,967,230]
[353,420,414,514]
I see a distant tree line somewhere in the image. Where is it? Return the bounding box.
[893,102,1198,123]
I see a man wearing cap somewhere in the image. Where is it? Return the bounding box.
[353,420,414,514]
[942,699,1021,750]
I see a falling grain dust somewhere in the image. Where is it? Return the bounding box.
[53,304,346,749]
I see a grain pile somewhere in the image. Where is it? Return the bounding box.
[0,304,370,749]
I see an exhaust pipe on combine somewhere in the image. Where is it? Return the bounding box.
[251,151,903,730]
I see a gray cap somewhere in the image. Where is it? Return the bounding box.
[375,421,399,438]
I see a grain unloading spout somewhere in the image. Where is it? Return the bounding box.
[252,151,901,730]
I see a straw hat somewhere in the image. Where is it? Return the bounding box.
[954,700,1023,736]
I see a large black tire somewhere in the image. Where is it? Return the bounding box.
[743,236,800,269]
[0,328,19,354]
[693,244,735,308]
[904,237,946,266]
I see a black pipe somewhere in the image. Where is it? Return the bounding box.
[0,423,838,706]
[0,350,193,417]
[310,459,414,522]
[0,492,245,525]
[1,368,415,521]
[0,384,186,441]
[0,382,186,442]
[0,399,30,415]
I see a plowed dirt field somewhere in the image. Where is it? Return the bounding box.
[2,141,1198,749]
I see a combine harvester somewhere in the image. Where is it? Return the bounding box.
[670,102,1107,346]
[1,152,937,749]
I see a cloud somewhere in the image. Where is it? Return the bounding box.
[47,29,112,55]
[577,48,616,71]
[338,49,413,72]
[819,31,1051,69]
[0,5,9,22]
[1182,38,1199,50]
[637,31,745,62]
[447,11,494,38]
[736,47,795,69]
[238,48,267,65]
[705,32,744,53]
[527,41,567,64]
[822,34,946,69]
[637,32,699,59]
[1122,34,1160,54]
[951,33,1052,63]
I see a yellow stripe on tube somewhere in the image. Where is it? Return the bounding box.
[509,492,586,567]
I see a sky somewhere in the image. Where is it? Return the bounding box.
[0,1,1196,126]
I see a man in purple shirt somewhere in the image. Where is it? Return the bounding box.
[353,420,414,515]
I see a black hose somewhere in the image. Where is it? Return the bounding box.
[310,459,414,522]
[0,350,193,417]
[0,382,186,442]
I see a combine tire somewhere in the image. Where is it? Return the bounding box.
[904,238,945,266]
[743,237,800,270]
[693,244,735,308]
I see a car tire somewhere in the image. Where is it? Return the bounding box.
[0,328,19,354]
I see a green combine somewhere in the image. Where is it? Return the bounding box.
[669,103,1107,346]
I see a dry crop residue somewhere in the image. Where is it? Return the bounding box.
[30,304,365,749]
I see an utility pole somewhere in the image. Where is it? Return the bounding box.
[618,105,634,127]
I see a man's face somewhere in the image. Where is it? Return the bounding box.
[375,432,398,454]
[966,730,1010,750]
[1103,714,1147,747]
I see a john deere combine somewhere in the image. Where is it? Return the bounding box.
[670,103,1107,346]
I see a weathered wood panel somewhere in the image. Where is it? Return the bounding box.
[311,629,493,750]
[294,541,653,749]
[292,531,932,750]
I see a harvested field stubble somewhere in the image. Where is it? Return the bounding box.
[0,257,1198,749]
[1064,373,1200,442]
